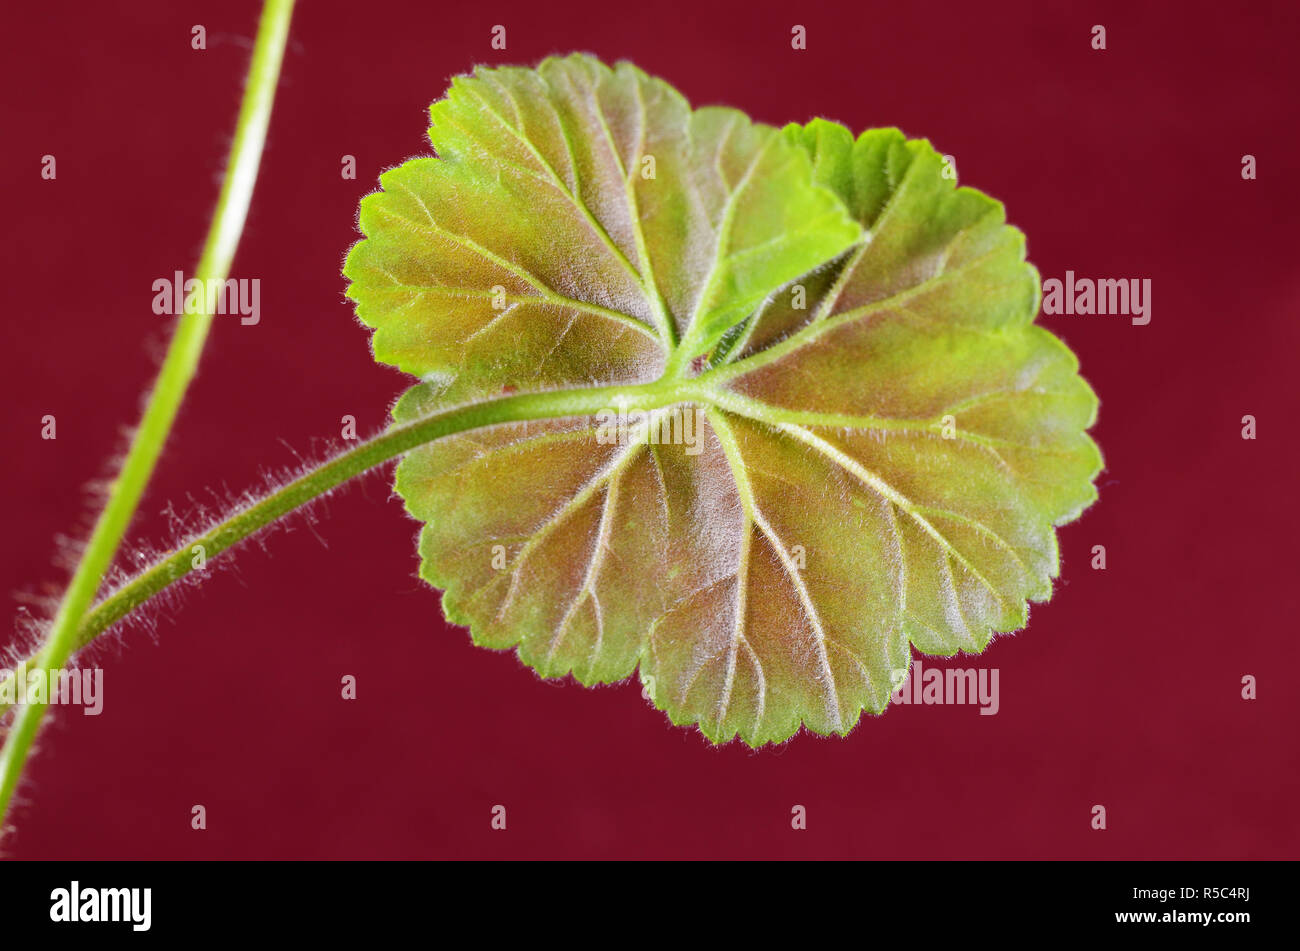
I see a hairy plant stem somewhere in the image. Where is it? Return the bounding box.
[0,380,701,742]
[0,0,295,829]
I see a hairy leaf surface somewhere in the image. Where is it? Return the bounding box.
[344,56,1101,745]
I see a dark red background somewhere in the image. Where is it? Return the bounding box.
[2,0,1296,859]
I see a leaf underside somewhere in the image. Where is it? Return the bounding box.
[343,54,1101,746]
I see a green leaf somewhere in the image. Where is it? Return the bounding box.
[345,58,1101,746]
[344,53,860,392]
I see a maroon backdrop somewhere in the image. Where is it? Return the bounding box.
[2,0,1296,859]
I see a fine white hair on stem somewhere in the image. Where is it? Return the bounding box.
[5,432,401,680]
